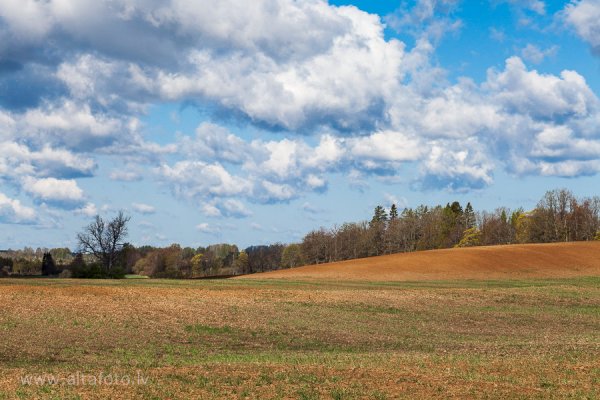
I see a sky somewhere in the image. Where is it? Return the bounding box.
[1,0,600,250]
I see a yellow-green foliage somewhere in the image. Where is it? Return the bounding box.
[595,231,600,241]
[455,227,482,248]
[514,212,533,244]
[191,253,203,277]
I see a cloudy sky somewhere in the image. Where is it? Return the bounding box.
[1,0,600,249]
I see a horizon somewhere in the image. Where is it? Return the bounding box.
[2,0,600,250]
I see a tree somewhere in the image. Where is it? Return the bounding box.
[464,202,476,229]
[191,253,203,277]
[281,244,304,268]
[371,205,388,224]
[41,252,57,276]
[77,211,131,276]
[389,204,399,221]
[301,229,331,265]
[455,227,482,248]
[233,251,249,274]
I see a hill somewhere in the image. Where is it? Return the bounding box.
[238,242,600,281]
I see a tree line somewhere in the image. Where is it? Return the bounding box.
[1,188,599,278]
[299,189,600,265]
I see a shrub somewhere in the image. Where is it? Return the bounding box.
[455,227,482,248]
[71,263,126,279]
[59,269,72,278]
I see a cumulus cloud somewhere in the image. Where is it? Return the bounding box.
[1,0,600,221]
[75,202,98,217]
[21,177,85,208]
[385,0,461,42]
[159,51,600,197]
[158,161,251,199]
[485,57,597,120]
[18,101,132,151]
[0,0,407,132]
[178,122,246,164]
[564,0,600,54]
[0,141,96,181]
[0,192,36,224]
[420,139,494,191]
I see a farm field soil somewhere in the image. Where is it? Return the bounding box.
[239,242,600,282]
[0,272,598,399]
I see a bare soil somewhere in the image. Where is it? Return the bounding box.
[240,242,600,281]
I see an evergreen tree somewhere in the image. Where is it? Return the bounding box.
[389,204,399,220]
[450,201,463,216]
[371,205,388,225]
[464,202,476,229]
[41,252,57,276]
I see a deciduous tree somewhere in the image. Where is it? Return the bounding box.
[77,211,131,275]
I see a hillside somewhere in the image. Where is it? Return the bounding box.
[238,242,600,281]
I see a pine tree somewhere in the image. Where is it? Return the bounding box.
[464,202,476,229]
[389,204,399,220]
[371,205,388,224]
[450,201,463,216]
[41,252,57,276]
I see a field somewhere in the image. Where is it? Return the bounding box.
[0,244,599,399]
[243,242,600,281]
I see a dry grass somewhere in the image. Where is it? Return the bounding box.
[0,273,598,398]
[240,242,600,281]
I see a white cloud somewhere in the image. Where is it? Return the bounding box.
[158,161,251,198]
[420,139,494,191]
[1,0,407,131]
[179,122,246,164]
[21,176,85,207]
[20,101,125,150]
[109,170,143,182]
[132,203,156,215]
[503,0,546,15]
[348,130,423,163]
[564,0,600,53]
[0,192,36,223]
[520,44,558,64]
[485,57,597,120]
[200,199,252,218]
[0,141,96,180]
[2,0,600,218]
[383,193,408,209]
[75,202,98,217]
[196,222,218,233]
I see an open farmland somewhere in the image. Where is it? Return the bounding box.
[0,244,599,399]
[241,242,600,282]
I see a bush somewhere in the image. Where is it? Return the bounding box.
[59,269,72,278]
[71,263,126,279]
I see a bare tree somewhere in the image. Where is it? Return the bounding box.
[77,211,131,273]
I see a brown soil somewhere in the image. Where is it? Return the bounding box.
[239,242,600,281]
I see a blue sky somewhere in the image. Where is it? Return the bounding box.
[1,0,600,249]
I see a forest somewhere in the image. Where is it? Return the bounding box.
[1,188,599,278]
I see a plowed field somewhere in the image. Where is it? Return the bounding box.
[240,242,600,281]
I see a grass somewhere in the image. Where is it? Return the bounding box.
[0,276,598,398]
